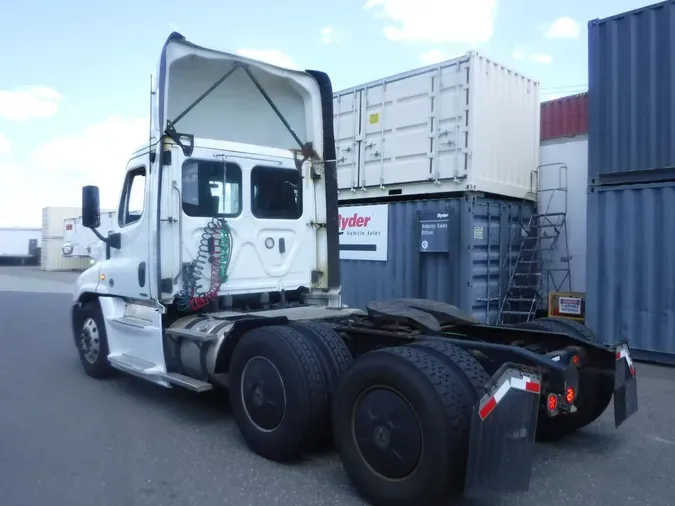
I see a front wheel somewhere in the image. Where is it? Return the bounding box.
[74,301,114,378]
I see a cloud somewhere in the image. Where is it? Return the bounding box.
[512,46,552,64]
[530,53,552,64]
[419,49,446,65]
[235,49,299,70]
[543,17,580,39]
[320,26,342,44]
[0,133,10,154]
[0,86,62,122]
[0,116,148,227]
[512,47,526,60]
[364,0,497,45]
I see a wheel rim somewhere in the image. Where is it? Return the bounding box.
[352,386,423,480]
[240,356,287,432]
[80,317,100,364]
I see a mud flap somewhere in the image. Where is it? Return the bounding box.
[614,343,638,428]
[464,365,541,497]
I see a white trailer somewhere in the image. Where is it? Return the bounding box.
[0,227,41,263]
[67,32,637,506]
[334,53,541,202]
[62,211,116,258]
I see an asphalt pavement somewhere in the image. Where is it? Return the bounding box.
[1,271,674,506]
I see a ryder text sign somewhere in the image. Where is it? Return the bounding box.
[338,204,389,261]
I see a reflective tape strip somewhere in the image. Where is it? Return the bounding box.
[616,345,636,377]
[479,374,541,421]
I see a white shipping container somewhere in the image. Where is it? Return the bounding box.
[41,237,91,271]
[334,52,540,202]
[539,135,588,293]
[42,206,81,238]
[0,228,41,258]
[62,211,117,258]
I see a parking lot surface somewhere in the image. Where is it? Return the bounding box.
[1,271,674,506]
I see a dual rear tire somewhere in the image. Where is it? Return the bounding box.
[229,324,488,506]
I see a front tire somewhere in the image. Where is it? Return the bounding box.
[75,301,114,378]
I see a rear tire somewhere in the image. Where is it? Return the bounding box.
[229,325,330,461]
[288,321,352,397]
[74,301,114,378]
[332,346,474,506]
[516,318,614,441]
[408,339,489,399]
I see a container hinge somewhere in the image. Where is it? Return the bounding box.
[160,217,177,223]
[310,221,326,229]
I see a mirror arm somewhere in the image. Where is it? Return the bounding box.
[88,228,121,261]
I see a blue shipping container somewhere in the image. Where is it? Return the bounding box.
[586,182,675,364]
[339,196,535,324]
[588,1,675,184]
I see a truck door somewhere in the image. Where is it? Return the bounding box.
[102,160,152,299]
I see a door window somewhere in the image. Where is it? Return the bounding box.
[251,166,302,220]
[182,159,242,217]
[118,167,146,227]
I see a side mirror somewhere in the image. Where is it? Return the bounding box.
[82,185,101,229]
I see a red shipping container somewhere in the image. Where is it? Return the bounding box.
[540,93,588,141]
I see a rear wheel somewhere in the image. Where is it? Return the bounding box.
[229,325,330,461]
[288,321,352,397]
[516,318,614,441]
[74,301,114,378]
[332,346,474,506]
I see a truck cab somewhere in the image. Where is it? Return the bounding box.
[72,31,343,388]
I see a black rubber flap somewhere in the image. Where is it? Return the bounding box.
[614,350,638,428]
[464,366,540,497]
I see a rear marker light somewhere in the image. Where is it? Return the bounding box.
[571,355,580,366]
[478,375,541,421]
[547,393,558,412]
[566,386,576,404]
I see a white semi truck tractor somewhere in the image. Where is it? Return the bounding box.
[71,32,638,506]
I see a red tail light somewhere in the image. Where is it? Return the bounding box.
[547,393,558,412]
[566,386,576,404]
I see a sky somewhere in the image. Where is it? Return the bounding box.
[0,0,658,227]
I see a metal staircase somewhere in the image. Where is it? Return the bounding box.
[498,163,572,325]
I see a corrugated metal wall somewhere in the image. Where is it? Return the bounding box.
[586,182,675,363]
[339,196,534,324]
[539,137,588,292]
[541,93,588,141]
[588,1,675,184]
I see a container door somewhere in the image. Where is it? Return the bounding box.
[432,61,469,182]
[361,70,436,188]
[335,90,362,191]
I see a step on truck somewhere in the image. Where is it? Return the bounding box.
[71,32,638,506]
